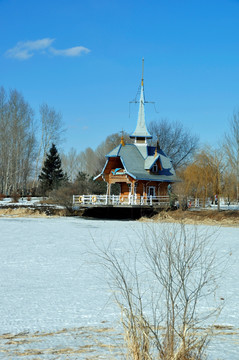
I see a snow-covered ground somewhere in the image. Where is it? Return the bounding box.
[0,217,238,359]
[0,197,42,206]
[208,204,239,210]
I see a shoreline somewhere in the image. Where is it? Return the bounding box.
[0,206,239,227]
[140,209,239,227]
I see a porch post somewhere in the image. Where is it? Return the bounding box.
[143,183,146,205]
[106,183,111,205]
[107,183,111,196]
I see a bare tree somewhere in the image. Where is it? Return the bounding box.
[0,87,8,193]
[224,110,239,202]
[96,223,221,360]
[77,147,100,177]
[148,119,199,169]
[0,87,36,194]
[61,148,81,182]
[33,103,65,187]
[0,87,65,195]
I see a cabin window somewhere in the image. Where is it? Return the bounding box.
[152,163,158,173]
[148,186,156,197]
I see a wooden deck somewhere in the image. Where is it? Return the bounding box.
[73,194,170,207]
[72,194,171,219]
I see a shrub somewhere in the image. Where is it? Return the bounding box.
[11,192,20,203]
[96,224,221,360]
[49,184,80,214]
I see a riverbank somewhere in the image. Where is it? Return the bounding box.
[0,205,68,217]
[1,203,239,227]
[142,209,239,227]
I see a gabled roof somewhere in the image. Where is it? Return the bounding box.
[107,144,122,157]
[96,143,178,183]
[144,153,160,170]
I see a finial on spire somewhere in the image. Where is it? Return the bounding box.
[154,147,157,157]
[141,58,144,87]
[120,129,125,146]
[154,139,160,156]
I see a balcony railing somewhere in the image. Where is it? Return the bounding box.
[72,195,239,209]
[73,194,170,206]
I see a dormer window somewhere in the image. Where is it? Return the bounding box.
[152,163,158,173]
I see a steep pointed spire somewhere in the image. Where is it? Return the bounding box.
[130,58,152,141]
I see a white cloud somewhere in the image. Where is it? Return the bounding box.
[5,38,90,60]
[50,46,90,57]
[5,38,55,59]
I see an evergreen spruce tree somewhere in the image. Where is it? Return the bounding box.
[39,144,64,194]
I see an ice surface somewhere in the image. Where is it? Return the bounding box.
[0,217,238,359]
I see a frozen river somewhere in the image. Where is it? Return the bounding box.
[0,217,238,359]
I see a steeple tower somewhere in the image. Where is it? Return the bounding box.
[130,58,152,143]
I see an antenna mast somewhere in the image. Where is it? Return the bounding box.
[141,58,144,86]
[129,58,159,116]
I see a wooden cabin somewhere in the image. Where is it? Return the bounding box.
[94,62,179,201]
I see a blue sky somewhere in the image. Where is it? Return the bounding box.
[1,0,239,153]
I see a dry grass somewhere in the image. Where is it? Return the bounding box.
[140,209,239,227]
[0,208,48,217]
[0,325,237,359]
[0,207,69,217]
[0,326,121,359]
